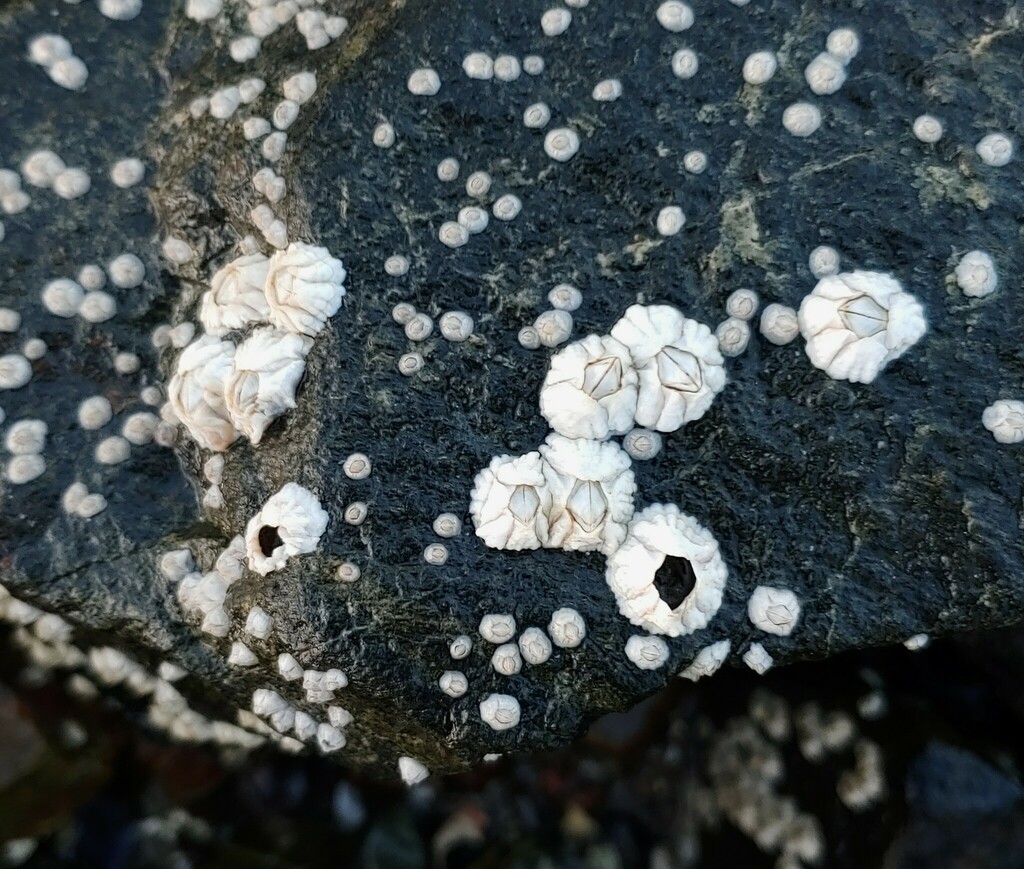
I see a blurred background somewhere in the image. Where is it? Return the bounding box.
[3,622,1024,869]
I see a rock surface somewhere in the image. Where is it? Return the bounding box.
[0,0,1023,775]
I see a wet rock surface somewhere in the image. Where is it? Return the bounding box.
[1,0,1023,774]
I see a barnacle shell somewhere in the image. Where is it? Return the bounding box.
[265,242,347,336]
[200,253,271,336]
[469,452,552,550]
[167,335,238,451]
[678,639,731,681]
[244,482,329,575]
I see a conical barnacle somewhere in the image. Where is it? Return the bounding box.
[469,452,552,550]
[539,433,635,555]
[678,639,731,682]
[264,241,347,336]
[539,334,639,440]
[244,482,329,575]
[224,327,312,444]
[167,335,238,451]
[982,399,1024,444]
[798,271,926,384]
[605,503,727,637]
[610,304,726,432]
[200,253,272,336]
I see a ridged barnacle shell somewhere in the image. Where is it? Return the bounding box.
[200,253,271,336]
[265,241,347,336]
[167,335,238,451]
[469,452,552,550]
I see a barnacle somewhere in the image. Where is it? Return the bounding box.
[264,242,347,336]
[244,482,329,575]
[678,639,731,682]
[747,586,801,636]
[470,452,552,550]
[200,253,271,336]
[167,335,238,451]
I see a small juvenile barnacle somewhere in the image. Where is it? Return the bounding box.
[384,255,409,277]
[225,328,312,444]
[5,419,47,454]
[439,311,474,341]
[0,354,32,390]
[5,454,45,484]
[656,0,694,31]
[715,318,751,357]
[272,101,299,134]
[449,635,473,659]
[167,336,238,451]
[470,452,552,550]
[539,434,636,554]
[743,642,774,674]
[782,102,822,137]
[622,428,662,461]
[976,132,1014,167]
[244,482,329,575]
[592,78,623,101]
[423,543,448,565]
[391,302,416,325]
[610,304,726,432]
[540,334,639,440]
[439,221,468,248]
[625,635,669,670]
[954,250,998,297]
[264,242,347,337]
[804,52,846,95]
[982,399,1024,444]
[541,8,571,36]
[518,326,541,350]
[439,670,468,697]
[343,453,371,480]
[433,512,462,537]
[465,171,491,198]
[344,501,368,525]
[747,585,801,636]
[479,613,516,644]
[742,51,777,85]
[656,206,686,236]
[405,312,434,341]
[912,114,943,144]
[41,279,84,318]
[548,284,582,312]
[808,245,841,278]
[278,653,304,681]
[606,504,727,637]
[462,51,493,80]
[491,643,522,675]
[407,67,441,96]
[670,49,699,80]
[726,288,759,321]
[317,723,346,753]
[533,310,573,348]
[336,562,360,582]
[398,352,424,376]
[398,757,430,786]
[479,693,520,731]
[544,128,580,162]
[826,27,860,62]
[518,627,552,665]
[798,270,927,383]
[437,157,460,182]
[759,303,799,345]
[523,102,551,128]
[457,207,488,235]
[678,639,731,681]
[228,642,258,667]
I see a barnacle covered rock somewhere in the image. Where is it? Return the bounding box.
[265,242,347,336]
[605,504,727,637]
[539,434,636,555]
[225,327,312,444]
[539,334,639,440]
[469,452,552,550]
[610,304,726,432]
[797,271,927,384]
[167,336,238,451]
[244,482,329,575]
[200,253,271,336]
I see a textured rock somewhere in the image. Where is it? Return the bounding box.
[1,0,1023,775]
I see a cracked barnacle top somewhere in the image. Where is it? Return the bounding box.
[1,0,1024,777]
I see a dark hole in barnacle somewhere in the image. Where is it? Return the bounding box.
[259,525,283,556]
[654,556,697,609]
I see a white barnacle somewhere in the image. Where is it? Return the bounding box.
[167,336,237,451]
[625,635,669,670]
[327,705,352,729]
[230,36,260,62]
[759,303,799,345]
[110,158,145,188]
[523,55,545,75]
[79,291,117,323]
[273,100,300,131]
[225,327,311,444]
[491,643,523,675]
[518,326,541,350]
[282,71,317,105]
[798,270,927,383]
[0,308,20,332]
[114,352,140,374]
[523,102,551,129]
[21,339,45,361]
[317,723,345,753]
[605,504,727,637]
[53,167,91,200]
[826,27,860,62]
[343,453,371,480]
[245,606,274,639]
[162,237,194,266]
[726,288,759,321]
[391,302,417,325]
[244,482,329,575]
[439,221,469,248]
[804,52,846,95]
[492,194,522,221]
[209,86,242,120]
[622,428,662,461]
[457,207,488,234]
[398,757,429,786]
[518,627,552,665]
[384,255,409,276]
[716,318,751,357]
[423,543,448,564]
[656,1,694,31]
[742,51,777,85]
[5,454,45,484]
[439,311,474,342]
[437,157,460,182]
[433,513,462,537]
[954,250,997,297]
[95,435,130,465]
[278,653,304,681]
[539,434,635,554]
[479,613,516,644]
[976,133,1013,167]
[479,693,520,731]
[336,562,360,582]
[748,585,801,636]
[262,132,287,162]
[463,460,545,551]
[404,312,433,341]
[264,242,346,337]
[743,642,774,674]
[398,352,424,375]
[903,633,930,651]
[22,150,65,188]
[28,33,71,66]
[372,122,395,148]
[407,68,441,96]
[912,114,943,144]
[107,253,145,289]
[98,0,141,19]
[678,639,730,681]
[465,171,491,198]
[671,49,699,80]
[462,52,493,80]
[438,670,468,698]
[657,206,686,236]
[449,635,473,659]
[122,412,159,445]
[228,642,258,667]
[610,304,726,432]
[782,102,822,137]
[78,395,112,430]
[533,310,573,347]
[809,245,840,278]
[293,711,318,742]
[0,355,32,390]
[544,128,580,162]
[41,279,84,317]
[548,284,582,312]
[539,334,639,440]
[683,151,707,174]
[982,399,1024,444]
[541,8,571,35]
[592,78,622,102]
[200,253,272,336]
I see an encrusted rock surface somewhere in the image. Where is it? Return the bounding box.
[1,0,1022,775]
